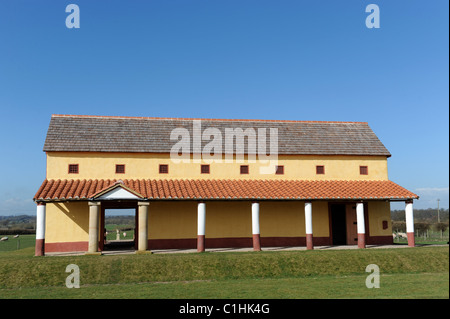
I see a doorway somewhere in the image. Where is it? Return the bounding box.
[329,203,369,245]
[100,202,138,251]
[330,204,347,245]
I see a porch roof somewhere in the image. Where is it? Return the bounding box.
[33,178,419,202]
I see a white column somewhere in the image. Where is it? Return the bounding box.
[252,202,261,251]
[356,202,366,248]
[35,203,46,256]
[305,202,313,250]
[138,202,149,252]
[197,202,206,252]
[405,201,415,247]
[252,202,260,235]
[88,201,101,254]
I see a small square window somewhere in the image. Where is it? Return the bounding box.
[201,164,210,174]
[68,164,79,174]
[316,165,325,175]
[240,165,249,174]
[159,164,169,174]
[275,165,284,175]
[115,164,125,174]
[360,166,368,175]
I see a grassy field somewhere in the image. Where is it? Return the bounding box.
[394,229,449,245]
[0,234,35,252]
[104,225,135,241]
[2,272,447,299]
[0,242,448,299]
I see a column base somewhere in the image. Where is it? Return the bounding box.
[358,233,366,249]
[84,251,102,256]
[252,234,261,251]
[407,232,415,247]
[197,235,205,252]
[138,241,148,252]
[35,238,45,256]
[306,234,314,250]
[135,250,153,255]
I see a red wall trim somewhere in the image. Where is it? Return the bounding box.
[43,236,393,253]
[45,241,88,253]
[148,236,333,250]
[366,235,394,245]
[149,238,197,250]
[148,235,393,251]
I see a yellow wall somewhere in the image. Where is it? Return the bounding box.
[44,200,389,244]
[205,202,252,238]
[260,201,329,237]
[148,201,254,239]
[147,200,330,240]
[46,152,388,181]
[148,201,197,239]
[368,201,392,236]
[45,202,89,243]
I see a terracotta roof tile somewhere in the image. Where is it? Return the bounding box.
[33,179,418,202]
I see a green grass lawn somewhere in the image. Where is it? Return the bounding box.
[2,272,447,299]
[394,229,449,245]
[0,234,35,252]
[0,244,448,299]
[104,225,135,241]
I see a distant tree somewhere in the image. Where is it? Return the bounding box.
[414,222,431,235]
[434,222,448,233]
[391,208,449,223]
[0,219,10,228]
[392,221,406,233]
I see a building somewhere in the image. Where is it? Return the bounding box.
[33,114,419,256]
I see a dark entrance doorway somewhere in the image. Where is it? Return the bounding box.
[100,201,138,251]
[330,204,347,245]
[329,203,370,245]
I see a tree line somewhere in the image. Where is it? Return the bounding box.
[391,208,449,234]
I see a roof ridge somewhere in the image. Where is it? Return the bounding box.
[51,114,368,124]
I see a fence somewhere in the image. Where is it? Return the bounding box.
[393,229,449,244]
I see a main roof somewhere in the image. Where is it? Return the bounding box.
[43,114,391,156]
[34,178,418,202]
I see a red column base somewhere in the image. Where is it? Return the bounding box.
[197,235,205,252]
[306,233,314,250]
[358,233,366,249]
[35,239,45,256]
[407,232,415,247]
[252,234,261,251]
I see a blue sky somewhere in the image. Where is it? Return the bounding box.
[0,0,448,215]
